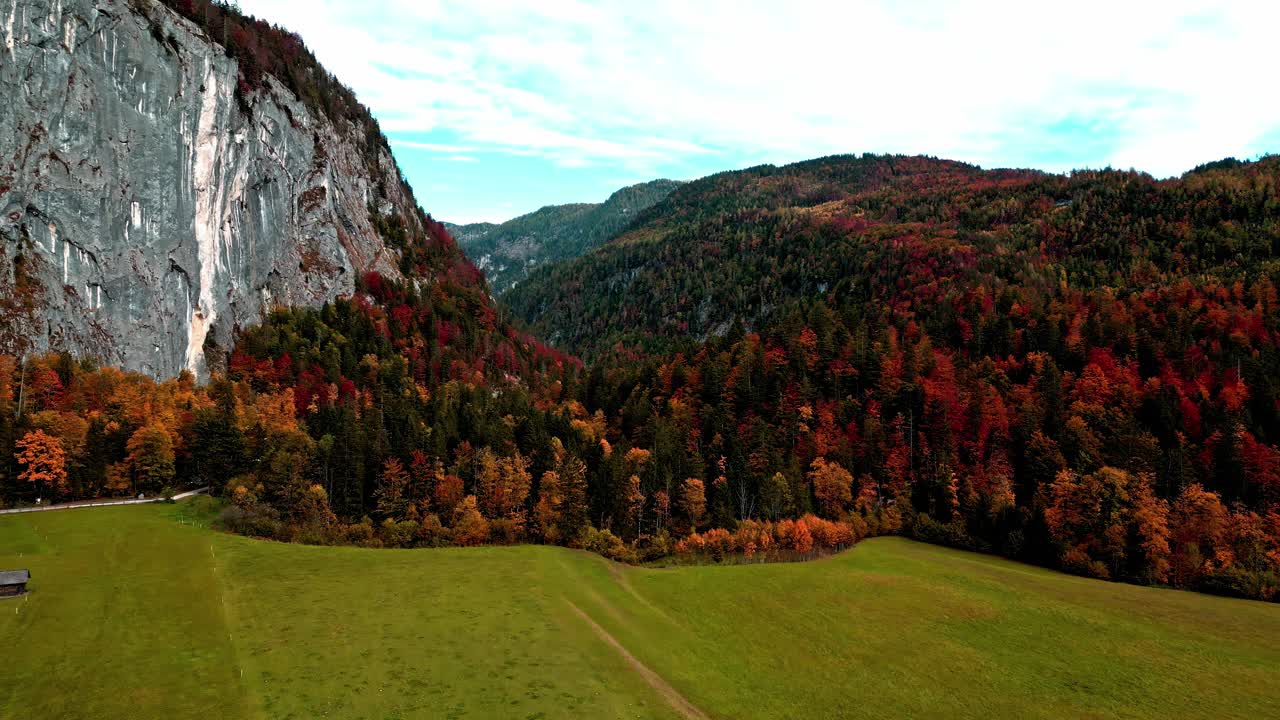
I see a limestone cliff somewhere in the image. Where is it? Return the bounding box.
[0,0,427,378]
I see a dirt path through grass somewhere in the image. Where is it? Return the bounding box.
[0,488,208,515]
[8,506,1280,719]
[604,557,683,627]
[567,600,710,720]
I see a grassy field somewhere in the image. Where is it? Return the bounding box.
[1,503,1278,719]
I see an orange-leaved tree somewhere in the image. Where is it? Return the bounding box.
[1044,467,1171,583]
[809,456,853,519]
[677,477,706,533]
[16,429,68,497]
[533,469,563,543]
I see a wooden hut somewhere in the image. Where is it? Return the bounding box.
[0,570,30,597]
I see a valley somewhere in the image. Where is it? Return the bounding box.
[1,2,1278,717]
[447,179,681,294]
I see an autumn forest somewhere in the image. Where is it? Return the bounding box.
[3,150,1279,604]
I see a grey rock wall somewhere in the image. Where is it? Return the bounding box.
[0,0,415,378]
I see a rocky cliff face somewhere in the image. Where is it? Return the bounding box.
[0,0,421,378]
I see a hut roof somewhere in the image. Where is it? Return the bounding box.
[0,570,30,585]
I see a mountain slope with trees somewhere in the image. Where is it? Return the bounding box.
[3,0,1278,601]
[6,147,1280,597]
[447,179,681,293]
[507,154,1280,360]
[503,153,1280,594]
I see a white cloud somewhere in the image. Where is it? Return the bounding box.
[389,141,479,153]
[239,0,1280,178]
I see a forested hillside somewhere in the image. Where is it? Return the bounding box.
[3,0,1278,601]
[447,179,681,293]
[508,154,1280,593]
[5,154,1280,599]
[508,155,1280,359]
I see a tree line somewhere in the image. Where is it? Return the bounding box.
[3,154,1279,601]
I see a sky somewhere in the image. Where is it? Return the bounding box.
[236,0,1280,224]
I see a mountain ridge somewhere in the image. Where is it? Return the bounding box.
[505,152,1279,359]
[447,178,681,293]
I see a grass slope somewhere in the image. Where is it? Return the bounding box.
[0,504,249,719]
[2,503,1278,719]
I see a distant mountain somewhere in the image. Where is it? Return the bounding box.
[504,153,1280,361]
[504,155,1041,358]
[447,179,682,293]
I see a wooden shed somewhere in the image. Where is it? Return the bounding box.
[0,570,30,597]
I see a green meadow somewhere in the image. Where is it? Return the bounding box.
[2,501,1277,719]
